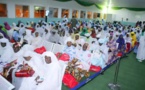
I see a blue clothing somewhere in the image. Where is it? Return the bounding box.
[13,31,20,41]
[117,35,125,50]
[63,46,76,61]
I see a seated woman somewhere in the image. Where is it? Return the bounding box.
[15,51,43,90]
[91,39,108,68]
[124,33,132,52]
[31,32,43,48]
[36,51,66,90]
[0,38,14,64]
[130,32,137,47]
[80,27,88,36]
[76,43,91,71]
[116,34,126,54]
[48,30,60,44]
[62,37,76,61]
[4,22,11,30]
[107,36,117,64]
[73,34,85,50]
[91,27,97,38]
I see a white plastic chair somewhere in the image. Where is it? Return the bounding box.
[42,40,54,51]
[0,75,15,90]
[52,44,65,54]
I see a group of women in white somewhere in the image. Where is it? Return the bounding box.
[0,18,145,90]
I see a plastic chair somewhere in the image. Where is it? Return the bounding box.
[42,40,54,51]
[52,44,65,54]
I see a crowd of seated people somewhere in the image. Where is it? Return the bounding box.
[0,18,145,90]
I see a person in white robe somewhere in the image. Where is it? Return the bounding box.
[23,30,33,45]
[62,37,76,61]
[31,32,43,48]
[75,43,91,71]
[36,51,66,90]
[91,39,108,68]
[0,38,14,64]
[19,23,26,37]
[42,29,50,41]
[73,34,85,50]
[136,32,145,62]
[48,30,60,44]
[35,24,44,37]
[17,51,43,90]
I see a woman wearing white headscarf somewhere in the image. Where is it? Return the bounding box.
[31,32,43,48]
[36,51,66,90]
[23,30,33,45]
[48,30,60,44]
[63,37,76,61]
[35,24,44,37]
[17,51,43,90]
[19,23,26,37]
[91,38,109,67]
[75,43,91,71]
[0,38,14,64]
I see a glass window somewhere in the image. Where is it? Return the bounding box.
[48,7,58,18]
[61,9,69,18]
[15,5,29,18]
[80,11,86,18]
[87,11,92,19]
[93,12,97,19]
[72,10,78,18]
[104,14,107,19]
[34,6,45,18]
[0,3,7,17]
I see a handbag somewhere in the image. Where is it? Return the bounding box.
[55,52,70,61]
[62,73,78,88]
[15,64,35,77]
[89,65,102,72]
[34,46,46,54]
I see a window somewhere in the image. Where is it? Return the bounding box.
[104,14,107,19]
[34,6,45,18]
[93,12,98,19]
[48,7,58,18]
[15,5,29,18]
[80,11,86,18]
[0,3,7,17]
[87,11,92,19]
[72,10,78,18]
[61,9,69,18]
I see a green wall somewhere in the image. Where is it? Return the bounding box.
[0,17,135,26]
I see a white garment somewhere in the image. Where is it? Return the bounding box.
[0,38,14,63]
[23,30,33,45]
[18,51,43,90]
[35,51,66,90]
[31,36,43,48]
[136,34,145,60]
[76,49,91,71]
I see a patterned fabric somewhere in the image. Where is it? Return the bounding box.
[63,46,76,61]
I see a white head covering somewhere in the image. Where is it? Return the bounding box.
[35,51,65,90]
[96,33,101,38]
[85,33,91,37]
[65,37,74,44]
[0,38,11,48]
[98,38,104,44]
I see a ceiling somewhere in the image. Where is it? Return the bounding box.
[78,0,145,8]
